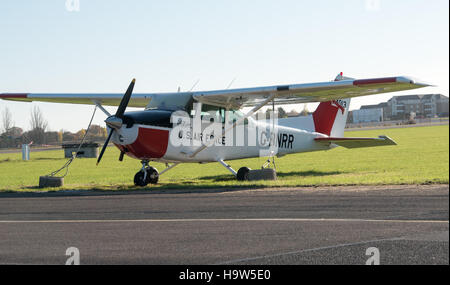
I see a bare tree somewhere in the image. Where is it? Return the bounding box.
[30,106,48,131]
[29,106,48,144]
[1,106,14,134]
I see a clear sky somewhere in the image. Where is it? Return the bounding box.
[0,0,448,132]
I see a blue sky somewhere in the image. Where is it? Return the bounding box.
[0,0,448,132]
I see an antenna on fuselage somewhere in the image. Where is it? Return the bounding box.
[226,77,237,90]
[189,79,200,92]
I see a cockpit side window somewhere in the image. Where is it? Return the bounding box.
[200,104,246,125]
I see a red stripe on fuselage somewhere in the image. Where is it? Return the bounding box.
[116,127,169,160]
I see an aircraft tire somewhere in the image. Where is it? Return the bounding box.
[134,171,148,187]
[146,166,159,184]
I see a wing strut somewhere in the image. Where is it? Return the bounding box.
[188,93,277,158]
[92,100,112,117]
[159,163,180,176]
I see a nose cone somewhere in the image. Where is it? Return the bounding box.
[105,116,123,129]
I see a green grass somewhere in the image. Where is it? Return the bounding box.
[0,125,448,192]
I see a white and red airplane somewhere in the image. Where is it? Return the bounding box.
[0,73,429,186]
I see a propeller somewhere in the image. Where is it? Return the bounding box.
[96,79,135,166]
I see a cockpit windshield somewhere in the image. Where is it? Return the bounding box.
[145,93,193,112]
[146,97,247,125]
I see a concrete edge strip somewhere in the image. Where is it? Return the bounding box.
[0,218,448,223]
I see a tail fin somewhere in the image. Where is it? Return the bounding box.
[312,98,350,137]
[312,73,351,137]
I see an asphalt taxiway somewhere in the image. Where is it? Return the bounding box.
[0,184,448,264]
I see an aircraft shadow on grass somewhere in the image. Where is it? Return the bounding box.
[11,184,265,198]
[3,170,344,198]
[197,170,344,182]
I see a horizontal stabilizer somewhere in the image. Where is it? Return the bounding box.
[315,135,396,149]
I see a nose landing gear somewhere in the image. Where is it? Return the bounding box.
[134,160,159,187]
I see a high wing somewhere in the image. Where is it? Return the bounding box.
[314,136,397,148]
[0,91,195,111]
[0,76,430,109]
[193,76,430,108]
[0,93,157,108]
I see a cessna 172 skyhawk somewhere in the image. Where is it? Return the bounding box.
[0,73,429,186]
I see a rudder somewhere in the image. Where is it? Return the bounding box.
[312,98,350,137]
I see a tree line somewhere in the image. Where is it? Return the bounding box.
[0,106,107,149]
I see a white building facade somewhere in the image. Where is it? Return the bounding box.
[352,108,384,123]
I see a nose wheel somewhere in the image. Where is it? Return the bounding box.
[134,161,159,187]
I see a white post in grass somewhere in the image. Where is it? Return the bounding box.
[22,144,30,161]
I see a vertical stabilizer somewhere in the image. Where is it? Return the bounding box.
[312,73,352,137]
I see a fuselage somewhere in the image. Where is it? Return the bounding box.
[112,108,331,163]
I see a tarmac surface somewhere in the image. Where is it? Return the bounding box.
[0,184,448,265]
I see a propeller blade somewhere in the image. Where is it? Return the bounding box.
[96,129,114,166]
[97,79,135,166]
[115,78,135,118]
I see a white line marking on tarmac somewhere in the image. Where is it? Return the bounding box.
[217,237,404,265]
[218,228,450,264]
[0,218,448,223]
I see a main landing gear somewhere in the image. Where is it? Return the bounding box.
[134,160,159,187]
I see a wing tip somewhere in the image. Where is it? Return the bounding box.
[352,76,433,88]
[396,76,433,87]
[378,135,397,145]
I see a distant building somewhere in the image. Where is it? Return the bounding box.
[360,102,390,119]
[352,108,383,123]
[358,94,448,120]
[388,94,448,119]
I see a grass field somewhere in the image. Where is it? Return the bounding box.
[0,125,448,192]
